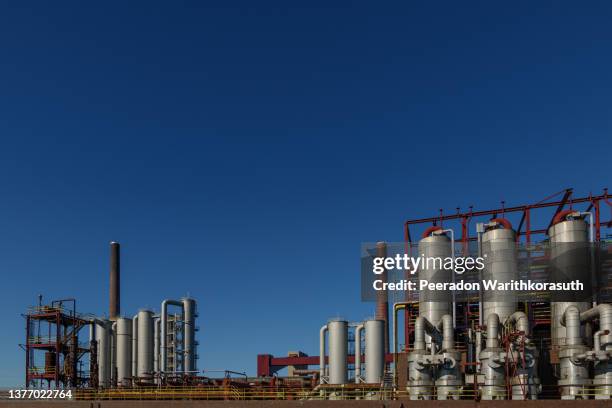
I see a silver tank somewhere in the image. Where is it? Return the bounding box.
[115,317,132,386]
[137,310,154,381]
[96,320,111,388]
[482,225,518,324]
[364,319,385,384]
[327,319,348,385]
[549,218,590,349]
[418,232,452,327]
[182,298,197,373]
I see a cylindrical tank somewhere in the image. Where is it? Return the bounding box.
[182,297,197,373]
[96,320,111,388]
[482,221,518,325]
[549,216,591,350]
[115,317,132,386]
[418,229,452,327]
[327,319,348,385]
[44,352,56,373]
[364,319,385,384]
[137,310,154,381]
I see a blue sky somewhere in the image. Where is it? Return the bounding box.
[0,2,611,386]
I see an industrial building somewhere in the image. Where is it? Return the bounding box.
[21,188,611,402]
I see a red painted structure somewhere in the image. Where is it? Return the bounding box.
[256,188,611,377]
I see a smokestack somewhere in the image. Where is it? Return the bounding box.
[375,241,389,356]
[109,241,120,320]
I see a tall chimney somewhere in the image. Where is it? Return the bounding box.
[109,241,120,320]
[375,241,389,356]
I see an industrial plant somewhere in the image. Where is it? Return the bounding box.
[19,188,612,403]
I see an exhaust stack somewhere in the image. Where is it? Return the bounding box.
[110,241,120,320]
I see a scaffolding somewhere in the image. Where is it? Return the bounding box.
[23,298,90,389]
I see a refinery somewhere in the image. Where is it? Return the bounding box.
[14,188,612,406]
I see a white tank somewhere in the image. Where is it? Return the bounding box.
[182,298,197,373]
[137,310,154,381]
[327,319,348,384]
[115,317,132,386]
[96,320,111,388]
[482,223,518,324]
[549,217,590,349]
[364,319,385,384]
[418,231,452,326]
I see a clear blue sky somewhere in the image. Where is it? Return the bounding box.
[0,2,611,386]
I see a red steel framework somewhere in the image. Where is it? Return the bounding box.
[23,298,90,389]
[257,188,611,378]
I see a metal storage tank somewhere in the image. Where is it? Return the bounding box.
[327,319,348,385]
[364,319,385,384]
[137,310,154,381]
[182,297,197,373]
[418,227,452,329]
[548,213,590,350]
[481,219,518,324]
[96,320,111,388]
[115,317,132,386]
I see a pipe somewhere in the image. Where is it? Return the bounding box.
[475,330,482,368]
[319,324,327,384]
[392,302,409,386]
[486,313,500,349]
[561,304,612,333]
[506,311,530,337]
[109,241,120,320]
[561,305,582,346]
[414,316,442,351]
[161,299,184,374]
[153,317,160,375]
[354,323,364,383]
[594,330,610,352]
[581,304,612,341]
[111,321,117,385]
[476,222,485,327]
[437,314,454,351]
[132,313,138,378]
[552,209,579,226]
[422,225,443,238]
[489,218,512,230]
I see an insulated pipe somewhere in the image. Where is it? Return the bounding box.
[475,330,482,367]
[561,304,612,334]
[594,330,610,352]
[392,302,409,386]
[437,314,454,351]
[354,323,364,383]
[319,325,327,384]
[486,313,500,349]
[131,314,138,378]
[580,304,612,335]
[161,299,184,374]
[414,316,442,351]
[561,305,582,346]
[506,311,530,337]
[153,317,160,375]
